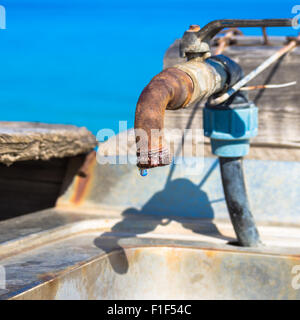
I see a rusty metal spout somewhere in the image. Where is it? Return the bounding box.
[134,57,232,169]
[134,67,194,168]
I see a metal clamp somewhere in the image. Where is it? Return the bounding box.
[204,93,258,157]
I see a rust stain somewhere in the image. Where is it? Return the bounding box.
[204,250,216,258]
[80,265,97,300]
[37,278,60,300]
[70,151,96,205]
[37,260,89,282]
[124,247,142,266]
[166,248,181,272]
[10,244,300,300]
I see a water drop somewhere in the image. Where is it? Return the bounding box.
[139,169,148,177]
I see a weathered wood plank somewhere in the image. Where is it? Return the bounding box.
[0,122,97,166]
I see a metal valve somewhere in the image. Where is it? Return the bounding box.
[180,18,295,58]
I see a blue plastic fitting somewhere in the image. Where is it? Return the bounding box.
[203,102,258,157]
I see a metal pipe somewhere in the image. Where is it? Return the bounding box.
[198,19,294,40]
[134,67,194,168]
[219,157,261,247]
[180,19,294,58]
[210,35,300,105]
[240,81,297,91]
[262,27,269,45]
[135,58,231,169]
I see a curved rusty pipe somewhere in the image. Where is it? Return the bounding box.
[134,67,194,168]
[134,57,232,169]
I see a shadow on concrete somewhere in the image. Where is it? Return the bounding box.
[94,159,233,274]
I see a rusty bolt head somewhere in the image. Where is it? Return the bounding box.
[188,25,201,32]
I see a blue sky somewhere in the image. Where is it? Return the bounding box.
[0,0,298,134]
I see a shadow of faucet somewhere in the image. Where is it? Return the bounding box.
[94,160,234,274]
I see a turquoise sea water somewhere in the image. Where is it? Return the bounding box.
[0,0,297,135]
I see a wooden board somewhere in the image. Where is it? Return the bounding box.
[0,122,97,166]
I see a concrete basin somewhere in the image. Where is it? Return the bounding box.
[10,238,300,300]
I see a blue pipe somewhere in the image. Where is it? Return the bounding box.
[203,70,261,246]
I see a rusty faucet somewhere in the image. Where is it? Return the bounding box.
[134,18,296,247]
[134,19,294,171]
[134,48,230,169]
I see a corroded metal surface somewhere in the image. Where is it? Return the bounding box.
[174,58,227,106]
[134,58,230,169]
[0,205,299,299]
[8,245,300,300]
[180,19,294,58]
[134,67,193,168]
[69,151,97,205]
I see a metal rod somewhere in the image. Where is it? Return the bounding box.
[240,81,297,91]
[262,27,269,45]
[214,28,243,55]
[210,34,300,105]
[197,19,294,41]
